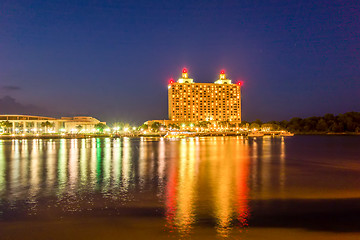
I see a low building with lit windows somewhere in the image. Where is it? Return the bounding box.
[0,115,105,134]
[146,68,242,129]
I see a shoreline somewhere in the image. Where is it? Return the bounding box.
[294,132,360,136]
[0,132,359,140]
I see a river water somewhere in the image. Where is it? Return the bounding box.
[0,136,360,239]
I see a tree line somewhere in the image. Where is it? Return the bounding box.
[245,112,360,133]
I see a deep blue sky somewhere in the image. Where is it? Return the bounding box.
[1,0,359,124]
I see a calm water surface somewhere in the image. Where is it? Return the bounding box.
[1,136,360,239]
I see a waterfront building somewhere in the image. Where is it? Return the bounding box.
[146,69,242,129]
[168,69,241,122]
[0,115,105,134]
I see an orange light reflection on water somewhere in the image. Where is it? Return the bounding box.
[165,137,250,237]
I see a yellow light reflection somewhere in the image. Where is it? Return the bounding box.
[165,137,251,237]
[176,139,197,235]
[158,138,166,191]
[122,137,132,191]
[251,139,259,193]
[29,139,41,200]
[261,137,271,198]
[69,139,79,193]
[46,139,56,190]
[0,140,5,196]
[80,139,88,185]
[165,139,197,236]
[280,138,286,195]
[9,139,20,200]
[57,139,67,195]
[210,137,250,237]
[20,140,29,192]
[165,140,179,232]
[103,138,112,190]
[138,139,148,189]
[90,138,97,189]
[112,138,122,186]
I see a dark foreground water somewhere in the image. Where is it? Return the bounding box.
[1,136,360,239]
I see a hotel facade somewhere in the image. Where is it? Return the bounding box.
[146,69,242,127]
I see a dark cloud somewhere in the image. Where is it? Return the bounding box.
[0,96,99,119]
[0,96,50,116]
[1,85,21,91]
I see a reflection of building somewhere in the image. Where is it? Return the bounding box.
[164,137,250,237]
[146,68,242,127]
[0,115,105,133]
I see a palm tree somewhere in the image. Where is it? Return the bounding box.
[138,124,148,131]
[198,121,210,128]
[1,121,13,133]
[150,122,161,132]
[76,125,83,133]
[40,121,54,133]
[168,123,180,130]
[94,123,107,133]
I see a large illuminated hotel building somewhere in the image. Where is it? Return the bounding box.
[147,68,242,126]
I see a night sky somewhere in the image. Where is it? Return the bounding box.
[1,0,359,124]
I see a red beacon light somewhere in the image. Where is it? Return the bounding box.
[182,68,187,73]
[169,78,174,85]
[220,70,225,74]
[237,81,243,86]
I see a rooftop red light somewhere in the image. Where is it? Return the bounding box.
[182,68,187,73]
[221,70,225,74]
[169,78,174,84]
